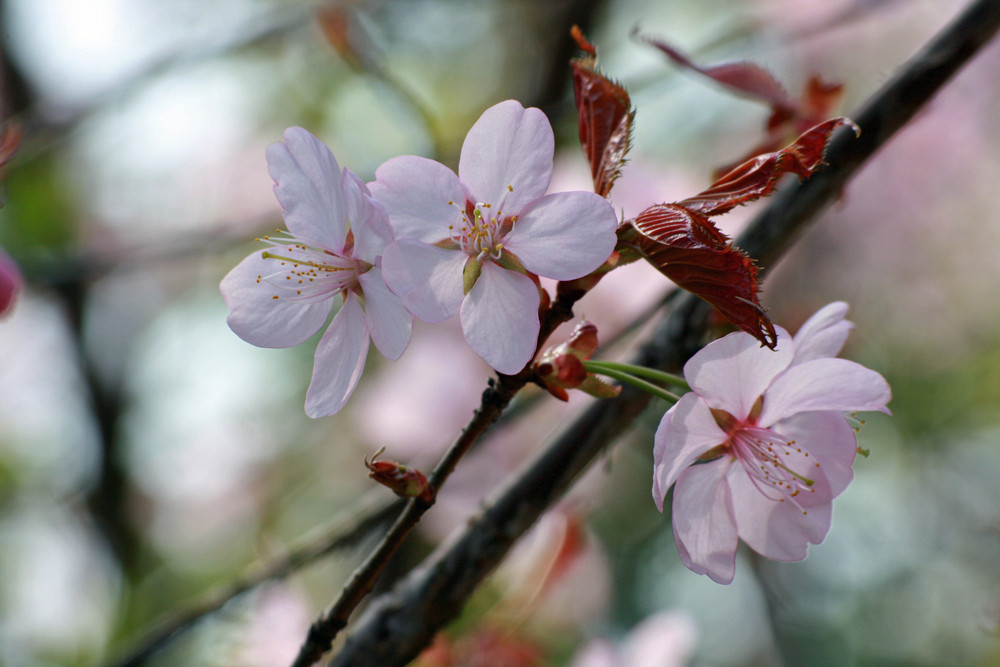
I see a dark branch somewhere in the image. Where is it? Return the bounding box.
[326,2,1000,664]
[109,496,402,667]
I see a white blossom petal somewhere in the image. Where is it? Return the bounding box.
[305,294,369,417]
[460,262,539,374]
[359,266,412,360]
[759,357,892,426]
[727,457,833,561]
[221,250,333,348]
[381,240,465,323]
[671,460,739,585]
[504,191,618,280]
[266,127,346,250]
[684,328,795,419]
[792,301,853,364]
[343,169,394,261]
[776,411,858,498]
[459,100,553,210]
[652,393,727,511]
[369,156,466,243]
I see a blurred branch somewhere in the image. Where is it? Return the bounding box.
[325,1,1000,663]
[13,4,318,160]
[109,494,403,667]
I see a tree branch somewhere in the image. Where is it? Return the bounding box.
[108,495,402,667]
[325,1,1000,663]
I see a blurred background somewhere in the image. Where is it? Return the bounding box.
[2,0,1000,665]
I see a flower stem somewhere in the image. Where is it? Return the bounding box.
[582,361,683,404]
[583,360,690,391]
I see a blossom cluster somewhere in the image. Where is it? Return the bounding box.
[221,99,891,585]
[221,101,618,416]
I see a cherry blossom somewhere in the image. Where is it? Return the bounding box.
[221,128,412,417]
[370,100,618,374]
[652,302,890,583]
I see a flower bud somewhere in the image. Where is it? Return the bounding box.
[364,447,434,503]
[534,320,620,401]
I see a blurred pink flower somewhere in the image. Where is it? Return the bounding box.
[570,611,697,667]
[0,246,23,317]
[372,100,618,374]
[652,302,890,583]
[221,127,412,417]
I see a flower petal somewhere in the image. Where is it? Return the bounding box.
[759,357,891,426]
[652,393,727,511]
[684,328,794,418]
[459,100,553,210]
[305,293,369,417]
[359,266,412,360]
[776,411,858,497]
[503,191,618,280]
[343,168,394,261]
[221,250,333,348]
[792,301,853,364]
[671,459,739,584]
[460,262,539,374]
[369,156,465,243]
[381,240,465,323]
[727,454,833,561]
[267,127,346,251]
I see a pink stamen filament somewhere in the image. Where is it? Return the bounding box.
[728,424,816,511]
[256,233,361,303]
[446,185,517,261]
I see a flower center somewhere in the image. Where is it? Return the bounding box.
[447,186,517,262]
[255,231,367,303]
[712,406,819,513]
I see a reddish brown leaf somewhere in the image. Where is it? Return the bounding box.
[680,117,856,217]
[571,27,634,198]
[624,117,855,347]
[635,29,797,117]
[718,75,845,178]
[630,203,776,347]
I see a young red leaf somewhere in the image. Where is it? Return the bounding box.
[628,203,776,348]
[571,26,634,198]
[680,117,857,217]
[634,29,797,117]
[717,75,846,178]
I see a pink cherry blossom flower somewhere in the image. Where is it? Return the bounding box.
[221,127,412,417]
[652,302,890,584]
[570,611,697,667]
[370,100,619,374]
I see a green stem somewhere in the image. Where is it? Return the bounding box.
[583,360,690,391]
[582,362,683,404]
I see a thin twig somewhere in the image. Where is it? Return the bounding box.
[288,282,601,666]
[108,495,402,667]
[325,2,1000,663]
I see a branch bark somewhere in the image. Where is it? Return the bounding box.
[326,1,1000,663]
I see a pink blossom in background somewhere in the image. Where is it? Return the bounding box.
[371,100,618,374]
[652,302,890,583]
[0,246,23,317]
[221,128,412,417]
[570,611,697,667]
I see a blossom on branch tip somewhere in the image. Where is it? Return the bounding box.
[370,100,619,374]
[220,127,412,417]
[652,302,891,583]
